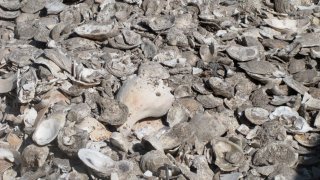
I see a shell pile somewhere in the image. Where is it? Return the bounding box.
[0,0,320,179]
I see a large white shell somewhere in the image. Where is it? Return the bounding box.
[32,112,66,146]
[116,75,174,134]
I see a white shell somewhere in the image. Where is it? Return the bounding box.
[32,112,66,145]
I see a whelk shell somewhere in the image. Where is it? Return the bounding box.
[116,75,174,134]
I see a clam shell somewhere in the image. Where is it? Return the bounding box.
[32,112,66,146]
[244,107,269,125]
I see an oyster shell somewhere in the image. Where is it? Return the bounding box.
[244,107,269,125]
[78,148,133,178]
[294,133,320,147]
[74,22,119,41]
[226,45,259,62]
[253,142,298,167]
[140,150,175,176]
[211,138,245,171]
[21,144,49,171]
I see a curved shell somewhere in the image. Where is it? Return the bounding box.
[211,138,245,171]
[244,107,269,125]
[32,112,66,146]
[294,133,320,147]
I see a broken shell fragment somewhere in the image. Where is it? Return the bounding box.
[244,107,269,125]
[116,75,174,134]
[211,138,245,171]
[32,111,67,146]
[226,45,259,62]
